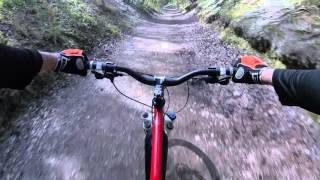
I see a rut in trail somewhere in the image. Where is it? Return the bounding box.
[1,5,320,180]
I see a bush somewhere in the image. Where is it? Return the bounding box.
[0,0,26,8]
[0,32,7,44]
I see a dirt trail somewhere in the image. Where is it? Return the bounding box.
[1,5,320,180]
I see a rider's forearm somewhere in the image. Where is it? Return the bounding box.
[272,69,320,115]
[0,45,43,89]
[39,51,59,72]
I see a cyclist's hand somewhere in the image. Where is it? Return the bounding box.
[55,49,88,76]
[232,55,268,84]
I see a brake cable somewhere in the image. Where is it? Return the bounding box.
[110,76,190,114]
[165,87,171,113]
[175,81,190,113]
[112,81,153,108]
[95,69,197,114]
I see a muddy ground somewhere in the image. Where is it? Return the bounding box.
[0,5,320,180]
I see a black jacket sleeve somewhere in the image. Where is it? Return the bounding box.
[273,69,320,115]
[0,45,43,90]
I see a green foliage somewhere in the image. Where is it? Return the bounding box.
[197,0,319,20]
[226,1,262,19]
[0,0,26,8]
[197,0,220,20]
[135,0,161,11]
[197,0,240,21]
[303,0,320,7]
[0,31,7,45]
[136,0,177,12]
[309,113,320,124]
[169,0,191,9]
[221,27,252,49]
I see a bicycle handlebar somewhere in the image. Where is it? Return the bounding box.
[87,61,236,86]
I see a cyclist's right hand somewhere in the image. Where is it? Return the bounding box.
[232,55,268,84]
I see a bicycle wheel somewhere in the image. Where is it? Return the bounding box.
[168,139,220,180]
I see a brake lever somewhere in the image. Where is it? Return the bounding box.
[190,76,219,85]
[191,76,231,85]
[205,76,219,84]
[104,71,126,82]
[218,77,230,85]
[92,71,104,79]
[91,70,125,81]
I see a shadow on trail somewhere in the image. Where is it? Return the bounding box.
[167,138,220,180]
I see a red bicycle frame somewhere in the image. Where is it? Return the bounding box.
[150,106,164,180]
[144,81,168,180]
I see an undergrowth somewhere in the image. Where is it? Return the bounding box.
[197,0,318,21]
[137,1,160,13]
[0,0,123,51]
[169,0,191,10]
[136,0,190,13]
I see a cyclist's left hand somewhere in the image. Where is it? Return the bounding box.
[55,49,88,76]
[232,55,268,84]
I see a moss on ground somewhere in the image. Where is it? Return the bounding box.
[309,113,320,124]
[226,1,262,19]
[197,0,315,21]
[0,0,126,51]
[220,27,286,69]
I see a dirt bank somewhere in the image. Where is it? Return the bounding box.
[195,0,320,69]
